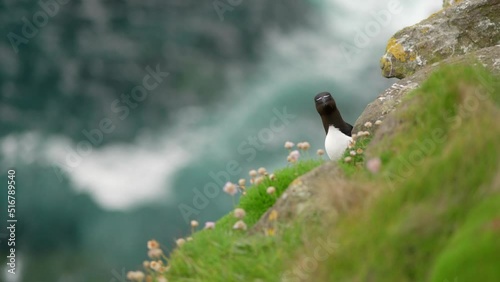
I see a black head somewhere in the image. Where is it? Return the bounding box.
[314,92,353,136]
[315,92,337,116]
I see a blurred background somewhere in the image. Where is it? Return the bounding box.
[0,0,440,281]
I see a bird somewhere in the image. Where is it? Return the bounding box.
[314,92,353,160]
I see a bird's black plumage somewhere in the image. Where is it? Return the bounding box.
[314,92,352,136]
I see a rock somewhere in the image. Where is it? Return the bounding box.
[443,0,465,8]
[250,162,372,235]
[356,45,500,133]
[380,0,500,79]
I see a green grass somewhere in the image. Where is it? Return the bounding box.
[338,135,372,176]
[161,158,324,281]
[313,64,500,281]
[430,195,500,282]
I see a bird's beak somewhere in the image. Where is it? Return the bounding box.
[315,94,331,104]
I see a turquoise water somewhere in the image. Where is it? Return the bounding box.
[0,0,440,280]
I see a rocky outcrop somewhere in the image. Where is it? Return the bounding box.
[380,0,500,79]
[251,162,372,234]
[355,45,500,133]
[443,0,465,8]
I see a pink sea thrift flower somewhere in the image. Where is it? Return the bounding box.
[366,157,382,174]
[223,182,237,196]
[204,221,215,230]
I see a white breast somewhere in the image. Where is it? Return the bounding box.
[325,125,352,161]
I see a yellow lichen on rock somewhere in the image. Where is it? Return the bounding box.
[443,0,464,8]
[386,37,408,62]
[380,56,392,77]
[409,52,417,61]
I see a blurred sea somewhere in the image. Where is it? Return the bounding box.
[0,1,440,280]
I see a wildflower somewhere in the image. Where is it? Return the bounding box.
[375,119,383,125]
[249,169,258,177]
[284,141,294,149]
[269,173,276,181]
[288,150,300,162]
[299,142,310,150]
[234,208,246,219]
[266,186,276,195]
[254,176,264,185]
[297,142,303,150]
[147,239,160,250]
[265,228,276,236]
[135,272,145,280]
[127,271,145,281]
[223,182,237,196]
[238,178,246,187]
[350,150,356,156]
[344,156,352,163]
[268,210,278,221]
[366,157,382,174]
[190,220,199,228]
[126,271,135,280]
[364,121,373,128]
[175,238,186,247]
[348,140,356,149]
[204,221,215,230]
[316,149,325,156]
[148,248,163,259]
[157,277,168,282]
[143,260,150,269]
[150,261,162,272]
[351,133,357,140]
[356,148,364,154]
[258,167,267,175]
[233,220,247,231]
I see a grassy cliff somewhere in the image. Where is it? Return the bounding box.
[128,64,500,282]
[315,64,500,281]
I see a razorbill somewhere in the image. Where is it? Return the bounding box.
[314,92,353,160]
